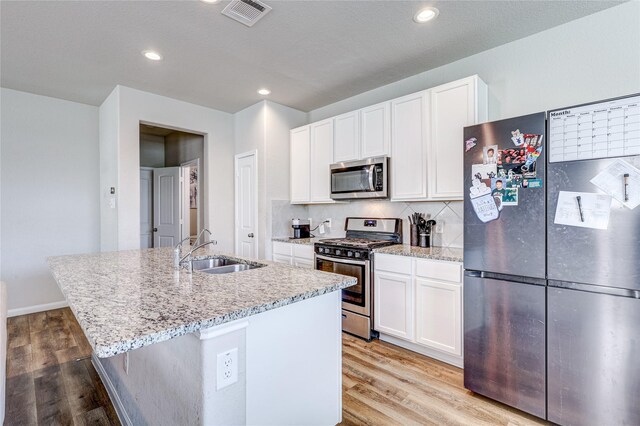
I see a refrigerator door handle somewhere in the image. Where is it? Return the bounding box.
[549,280,640,299]
[464,270,482,278]
[464,270,546,286]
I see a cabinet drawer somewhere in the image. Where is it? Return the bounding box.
[293,244,314,260]
[415,259,461,283]
[374,254,412,275]
[273,242,293,256]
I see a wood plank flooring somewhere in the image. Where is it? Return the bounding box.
[6,309,548,425]
[5,308,120,426]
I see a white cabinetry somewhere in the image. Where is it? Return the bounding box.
[428,76,488,199]
[290,126,310,203]
[390,91,429,201]
[360,102,391,159]
[333,111,360,162]
[374,253,463,367]
[272,241,315,269]
[290,120,335,204]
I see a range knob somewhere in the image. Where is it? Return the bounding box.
[354,252,362,258]
[336,249,342,256]
[347,251,353,257]
[318,247,324,253]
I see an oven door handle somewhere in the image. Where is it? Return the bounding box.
[315,254,368,266]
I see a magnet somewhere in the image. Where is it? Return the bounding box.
[502,187,519,206]
[470,178,500,222]
[526,179,543,188]
[511,129,525,147]
[472,163,497,180]
[483,145,499,164]
[465,137,478,152]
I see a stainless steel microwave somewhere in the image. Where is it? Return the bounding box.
[330,157,388,200]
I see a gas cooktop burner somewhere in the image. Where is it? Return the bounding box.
[316,238,395,250]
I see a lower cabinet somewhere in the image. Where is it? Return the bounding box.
[272,242,314,269]
[374,253,463,367]
[374,271,414,341]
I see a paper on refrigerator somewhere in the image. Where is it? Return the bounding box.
[590,159,640,210]
[554,191,612,230]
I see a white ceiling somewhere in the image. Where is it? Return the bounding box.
[1,1,623,113]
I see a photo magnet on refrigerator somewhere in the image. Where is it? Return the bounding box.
[470,177,500,223]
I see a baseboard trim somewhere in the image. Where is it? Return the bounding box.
[379,333,464,369]
[91,354,133,426]
[8,300,68,317]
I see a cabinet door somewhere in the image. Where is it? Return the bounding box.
[391,92,428,201]
[293,257,314,269]
[272,254,293,265]
[309,119,334,203]
[429,76,477,200]
[361,102,390,158]
[374,271,414,341]
[415,278,462,356]
[290,126,310,203]
[333,111,360,162]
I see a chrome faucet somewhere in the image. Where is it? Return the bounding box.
[179,240,218,273]
[193,228,212,247]
[173,236,193,270]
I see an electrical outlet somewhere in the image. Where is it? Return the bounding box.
[216,348,238,390]
[325,218,332,228]
[435,221,444,234]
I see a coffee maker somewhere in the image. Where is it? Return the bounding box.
[291,219,311,239]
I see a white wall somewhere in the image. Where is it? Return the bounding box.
[100,86,235,252]
[1,88,100,313]
[234,101,306,259]
[310,2,640,123]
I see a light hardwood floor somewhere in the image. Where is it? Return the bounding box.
[6,309,548,425]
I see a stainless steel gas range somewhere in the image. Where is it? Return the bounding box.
[314,217,402,340]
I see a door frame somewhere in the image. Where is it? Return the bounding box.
[234,150,259,257]
[140,167,154,248]
[181,158,201,242]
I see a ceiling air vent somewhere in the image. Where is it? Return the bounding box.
[221,0,272,27]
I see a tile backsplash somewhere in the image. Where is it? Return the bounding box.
[271,199,463,249]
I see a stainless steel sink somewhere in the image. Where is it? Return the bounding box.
[198,264,261,274]
[191,257,240,271]
[190,257,265,274]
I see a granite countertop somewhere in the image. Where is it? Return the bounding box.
[48,247,356,358]
[271,237,321,246]
[374,244,463,263]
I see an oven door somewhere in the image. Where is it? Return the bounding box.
[315,254,370,316]
[330,157,387,200]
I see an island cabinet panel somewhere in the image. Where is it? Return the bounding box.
[374,253,463,367]
[333,111,360,163]
[290,126,311,204]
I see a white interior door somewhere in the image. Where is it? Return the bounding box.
[235,152,258,258]
[153,167,182,248]
[140,168,154,248]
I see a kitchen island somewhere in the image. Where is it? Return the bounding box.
[48,247,355,426]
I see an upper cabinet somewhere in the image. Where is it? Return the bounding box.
[309,119,334,203]
[290,75,487,204]
[428,76,488,200]
[290,125,310,203]
[361,102,391,159]
[333,111,360,163]
[391,91,429,201]
[290,120,336,205]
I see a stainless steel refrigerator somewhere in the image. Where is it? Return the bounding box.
[463,112,547,419]
[546,94,640,426]
[463,94,640,424]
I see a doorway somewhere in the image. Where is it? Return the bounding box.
[139,123,205,248]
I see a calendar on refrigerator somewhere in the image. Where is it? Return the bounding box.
[548,94,640,163]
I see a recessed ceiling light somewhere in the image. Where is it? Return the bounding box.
[414,7,439,23]
[142,50,162,61]
[257,88,271,96]
[201,0,221,3]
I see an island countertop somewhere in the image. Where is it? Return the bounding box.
[48,247,356,358]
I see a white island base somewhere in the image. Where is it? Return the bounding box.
[93,291,342,426]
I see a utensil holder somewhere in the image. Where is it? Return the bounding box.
[410,225,419,246]
[419,233,430,248]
